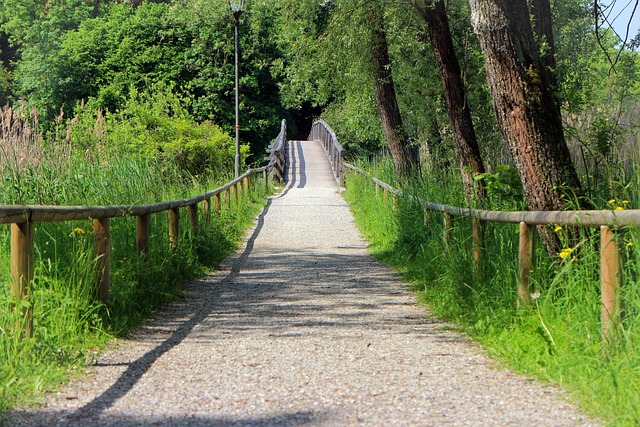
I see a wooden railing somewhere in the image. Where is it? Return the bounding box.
[4,167,270,338]
[2,117,295,339]
[309,120,344,185]
[345,165,634,339]
[265,119,287,182]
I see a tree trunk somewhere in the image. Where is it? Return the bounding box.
[527,0,557,88]
[415,0,486,203]
[368,9,418,181]
[469,0,586,253]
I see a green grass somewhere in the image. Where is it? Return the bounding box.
[344,161,640,427]
[0,155,270,412]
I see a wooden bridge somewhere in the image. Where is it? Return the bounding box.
[3,121,600,426]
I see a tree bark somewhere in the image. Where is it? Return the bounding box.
[469,0,586,253]
[368,9,418,181]
[415,0,486,203]
[527,0,557,88]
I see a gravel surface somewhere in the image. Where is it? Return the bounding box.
[4,140,600,426]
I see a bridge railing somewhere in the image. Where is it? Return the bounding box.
[345,165,636,339]
[1,118,291,338]
[309,120,344,185]
[266,119,287,182]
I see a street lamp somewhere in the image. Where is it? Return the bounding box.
[229,0,246,178]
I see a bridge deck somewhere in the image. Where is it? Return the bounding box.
[7,140,597,426]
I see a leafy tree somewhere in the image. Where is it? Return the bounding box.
[469,0,588,253]
[412,0,486,201]
[6,0,287,159]
[276,0,423,178]
[528,0,557,87]
[368,6,418,180]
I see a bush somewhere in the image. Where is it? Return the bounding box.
[63,82,247,178]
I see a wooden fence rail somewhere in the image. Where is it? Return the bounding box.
[4,167,267,338]
[346,163,634,338]
[308,119,631,339]
[2,137,286,339]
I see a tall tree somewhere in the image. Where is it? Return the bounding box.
[413,0,486,201]
[469,0,587,252]
[528,0,557,87]
[368,7,418,180]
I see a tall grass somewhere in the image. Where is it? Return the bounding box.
[0,105,270,412]
[344,160,640,426]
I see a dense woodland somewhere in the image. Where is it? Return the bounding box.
[2,0,640,423]
[1,0,638,199]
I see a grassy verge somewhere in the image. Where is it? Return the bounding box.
[344,162,640,427]
[0,157,270,412]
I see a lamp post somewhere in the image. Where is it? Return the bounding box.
[229,0,245,179]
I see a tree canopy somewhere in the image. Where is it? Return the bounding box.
[0,0,638,206]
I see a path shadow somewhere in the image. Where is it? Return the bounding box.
[7,409,328,426]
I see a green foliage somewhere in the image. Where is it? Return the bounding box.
[474,165,525,209]
[0,62,10,105]
[103,83,244,177]
[4,0,286,158]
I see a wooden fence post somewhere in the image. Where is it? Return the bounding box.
[203,198,211,228]
[443,213,454,251]
[473,218,483,273]
[189,204,198,236]
[263,169,269,193]
[11,221,34,338]
[136,214,150,262]
[226,188,231,212]
[214,193,221,213]
[517,222,536,308]
[169,208,180,249]
[94,218,111,303]
[424,207,431,227]
[601,225,622,339]
[233,183,239,206]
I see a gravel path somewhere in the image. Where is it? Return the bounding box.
[5,140,600,426]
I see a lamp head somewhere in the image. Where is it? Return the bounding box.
[229,0,246,18]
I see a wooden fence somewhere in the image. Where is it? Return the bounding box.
[309,119,635,339]
[2,120,288,339]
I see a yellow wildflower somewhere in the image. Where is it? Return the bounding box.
[554,225,562,232]
[558,247,573,259]
[627,242,634,247]
[615,206,624,211]
[608,199,616,205]
[73,227,85,234]
[622,200,630,205]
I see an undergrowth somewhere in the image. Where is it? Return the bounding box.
[344,159,640,427]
